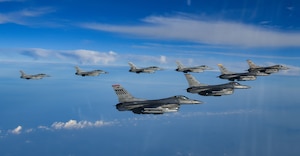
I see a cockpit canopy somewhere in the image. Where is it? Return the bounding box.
[229,82,241,86]
[174,95,189,100]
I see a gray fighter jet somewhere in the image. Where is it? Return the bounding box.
[184,74,250,96]
[75,66,108,77]
[175,61,213,73]
[128,62,162,74]
[246,59,289,76]
[20,70,50,80]
[218,64,256,81]
[112,84,202,114]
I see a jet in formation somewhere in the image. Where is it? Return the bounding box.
[20,70,50,80]
[112,84,202,114]
[175,61,213,73]
[75,66,108,77]
[246,60,289,76]
[128,62,162,74]
[217,64,256,81]
[184,74,250,96]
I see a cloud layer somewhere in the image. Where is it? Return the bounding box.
[51,119,113,130]
[21,48,118,65]
[0,7,55,25]
[81,15,300,48]
[5,48,168,66]
[6,119,115,135]
[1,47,299,76]
[3,109,258,136]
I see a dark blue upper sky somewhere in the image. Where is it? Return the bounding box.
[1,0,300,156]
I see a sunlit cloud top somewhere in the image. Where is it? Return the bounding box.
[81,15,300,48]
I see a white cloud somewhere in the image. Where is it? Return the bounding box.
[24,48,53,59]
[159,55,167,64]
[10,125,22,135]
[72,49,117,65]
[81,15,300,48]
[0,7,55,25]
[125,54,168,65]
[19,48,118,65]
[37,125,51,130]
[51,119,113,130]
[1,119,116,136]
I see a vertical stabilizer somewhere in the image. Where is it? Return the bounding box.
[75,66,83,73]
[20,70,26,76]
[184,74,206,87]
[128,62,137,70]
[176,61,185,70]
[112,84,142,103]
[247,60,260,69]
[217,64,234,74]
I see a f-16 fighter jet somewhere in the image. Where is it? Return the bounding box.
[218,64,256,81]
[128,62,162,74]
[184,74,250,96]
[112,84,202,114]
[20,70,50,80]
[175,61,213,73]
[246,59,289,76]
[75,66,108,77]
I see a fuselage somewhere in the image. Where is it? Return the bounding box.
[176,65,212,73]
[116,96,201,114]
[248,65,289,75]
[249,67,279,74]
[219,73,256,81]
[76,70,106,76]
[21,74,48,80]
[187,82,250,96]
[129,66,161,73]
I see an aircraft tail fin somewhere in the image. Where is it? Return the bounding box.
[176,61,185,70]
[20,70,26,76]
[112,84,142,103]
[217,64,234,74]
[247,60,260,69]
[75,66,83,73]
[128,62,137,70]
[184,74,206,87]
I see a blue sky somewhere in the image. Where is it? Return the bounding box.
[1,0,300,155]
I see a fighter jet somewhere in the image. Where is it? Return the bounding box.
[128,62,162,74]
[20,70,50,80]
[75,66,108,77]
[184,74,250,96]
[112,84,202,114]
[246,59,289,76]
[217,64,256,81]
[175,61,213,73]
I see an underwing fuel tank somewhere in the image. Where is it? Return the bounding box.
[142,108,164,114]
[238,76,256,81]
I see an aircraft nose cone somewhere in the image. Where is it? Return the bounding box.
[283,66,289,70]
[206,67,214,70]
[191,100,203,104]
[196,100,203,104]
[180,99,202,104]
